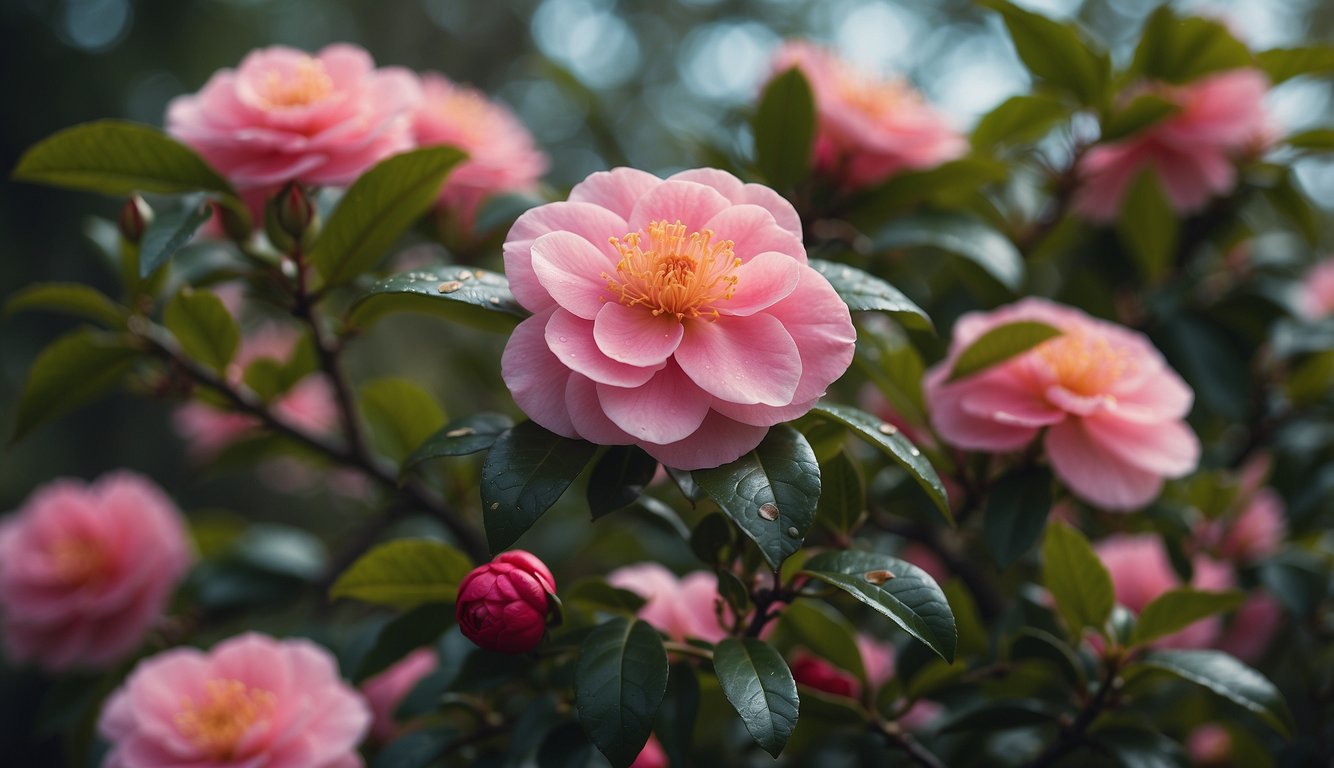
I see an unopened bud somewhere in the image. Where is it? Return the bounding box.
[118,194,152,245]
[265,182,316,251]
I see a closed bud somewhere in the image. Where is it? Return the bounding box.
[118,194,152,245]
[265,182,316,251]
[455,550,556,654]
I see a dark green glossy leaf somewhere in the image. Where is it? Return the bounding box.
[1258,46,1334,85]
[712,638,799,758]
[5,282,129,327]
[349,266,527,332]
[310,146,466,285]
[1092,725,1187,768]
[402,412,515,474]
[371,728,458,768]
[12,329,139,441]
[1101,94,1180,142]
[851,157,1008,217]
[873,211,1024,292]
[1130,7,1254,84]
[808,259,932,331]
[356,603,454,682]
[947,320,1061,381]
[808,402,950,523]
[656,664,699,768]
[1259,167,1320,244]
[694,425,820,570]
[971,94,1071,151]
[689,512,735,566]
[1135,649,1293,736]
[1286,128,1334,152]
[329,539,474,609]
[778,599,865,682]
[1042,522,1114,638]
[164,287,239,372]
[815,451,865,536]
[982,0,1110,105]
[537,723,595,768]
[939,699,1060,734]
[801,550,956,662]
[1116,171,1178,283]
[481,421,597,553]
[587,445,659,519]
[359,377,447,463]
[1133,588,1246,646]
[983,466,1053,567]
[139,198,212,277]
[1009,628,1085,687]
[753,67,816,189]
[575,618,669,768]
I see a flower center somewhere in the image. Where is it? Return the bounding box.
[603,220,742,321]
[175,679,276,759]
[260,57,333,109]
[1034,330,1138,397]
[431,87,494,145]
[47,537,107,586]
[832,62,909,122]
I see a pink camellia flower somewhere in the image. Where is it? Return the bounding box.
[1074,69,1274,222]
[630,734,668,768]
[1094,534,1233,649]
[1216,589,1281,663]
[412,73,548,232]
[1299,258,1334,319]
[502,167,856,469]
[0,472,193,671]
[98,632,370,768]
[1196,457,1286,565]
[791,652,862,698]
[456,550,556,655]
[607,562,730,644]
[769,41,965,189]
[924,298,1200,510]
[1187,723,1234,766]
[360,647,438,743]
[167,44,420,195]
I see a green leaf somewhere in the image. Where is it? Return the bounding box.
[574,618,669,768]
[481,421,597,553]
[778,600,865,682]
[242,335,318,402]
[310,146,466,285]
[1286,128,1334,153]
[872,211,1024,292]
[1101,94,1180,142]
[359,377,447,463]
[1042,522,1114,638]
[163,287,239,372]
[656,664,700,768]
[808,259,933,331]
[349,266,528,332]
[939,699,1060,734]
[807,402,950,523]
[1130,7,1254,84]
[801,549,957,662]
[982,0,1109,105]
[712,638,799,758]
[851,157,1008,217]
[537,723,595,768]
[1257,46,1334,85]
[694,425,820,570]
[232,523,328,581]
[689,512,735,566]
[983,467,1053,567]
[1009,628,1085,687]
[12,329,139,441]
[752,67,816,189]
[139,198,212,278]
[1258,166,1320,244]
[947,320,1061,382]
[356,603,454,682]
[372,728,458,768]
[1116,171,1178,283]
[815,451,865,536]
[5,283,129,327]
[11,120,237,201]
[587,446,659,520]
[1091,725,1187,768]
[1135,649,1293,737]
[402,412,514,473]
[1132,588,1245,646]
[971,94,1071,151]
[329,539,473,609]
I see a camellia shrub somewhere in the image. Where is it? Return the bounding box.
[5,3,1334,767]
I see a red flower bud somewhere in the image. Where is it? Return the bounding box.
[265,182,316,251]
[790,652,861,699]
[118,194,152,245]
[455,550,556,655]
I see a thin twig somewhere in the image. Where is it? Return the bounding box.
[1024,656,1121,768]
[875,719,947,768]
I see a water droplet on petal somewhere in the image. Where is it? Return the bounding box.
[438,281,463,293]
[558,336,568,343]
[878,423,898,436]
[758,503,779,521]
[864,569,895,585]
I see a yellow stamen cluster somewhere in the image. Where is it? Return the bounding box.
[261,57,334,109]
[175,679,276,759]
[603,220,742,321]
[1034,330,1137,396]
[47,537,106,587]
[832,61,911,121]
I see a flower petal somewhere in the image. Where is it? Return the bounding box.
[627,179,731,233]
[568,167,661,220]
[924,367,1041,452]
[504,201,628,313]
[530,231,618,320]
[596,361,711,444]
[703,204,806,265]
[546,308,661,387]
[960,377,1065,427]
[565,374,635,445]
[674,314,801,406]
[1045,419,1165,510]
[592,302,684,366]
[1080,412,1200,477]
[501,312,577,438]
[763,267,856,402]
[668,168,802,239]
[711,395,820,427]
[719,251,802,317]
[639,410,769,470]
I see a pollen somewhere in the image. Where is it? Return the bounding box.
[175,679,276,759]
[1034,330,1138,396]
[603,220,742,321]
[831,61,914,122]
[47,537,106,587]
[260,57,334,109]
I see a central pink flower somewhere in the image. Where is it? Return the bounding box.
[502,168,855,469]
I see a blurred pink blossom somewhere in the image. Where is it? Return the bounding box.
[924,298,1200,510]
[412,73,548,232]
[1074,69,1274,221]
[1094,534,1232,649]
[630,734,668,768]
[99,632,369,768]
[1187,723,1234,766]
[501,167,854,469]
[360,647,438,743]
[1299,258,1334,319]
[770,41,965,188]
[1215,589,1281,663]
[0,472,193,671]
[607,562,730,643]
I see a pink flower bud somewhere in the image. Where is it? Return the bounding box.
[118,194,151,245]
[268,181,316,243]
[455,550,556,655]
[790,652,862,699]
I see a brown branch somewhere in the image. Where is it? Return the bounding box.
[875,720,947,768]
[1023,656,1121,768]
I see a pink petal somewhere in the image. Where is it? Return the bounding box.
[763,267,857,402]
[711,395,821,427]
[638,410,769,470]
[719,252,801,317]
[568,167,661,220]
[501,312,577,438]
[1080,413,1200,477]
[592,302,684,366]
[627,180,731,233]
[545,309,662,387]
[924,367,1040,452]
[674,314,801,406]
[702,205,806,265]
[565,375,636,445]
[530,231,618,320]
[668,168,803,239]
[505,201,628,313]
[1045,419,1165,510]
[960,377,1065,427]
[596,361,711,444]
